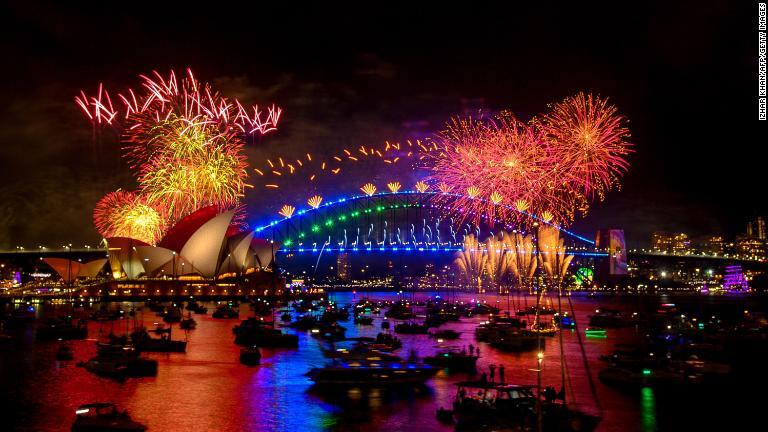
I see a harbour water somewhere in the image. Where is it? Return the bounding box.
[1,292,765,431]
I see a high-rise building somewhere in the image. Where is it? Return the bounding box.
[747,216,766,240]
[672,233,691,254]
[734,236,767,261]
[651,232,672,253]
[651,231,690,254]
[336,253,351,281]
[701,235,724,255]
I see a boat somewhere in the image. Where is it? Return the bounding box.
[424,349,478,372]
[36,316,88,341]
[306,360,439,387]
[233,318,299,348]
[394,322,429,334]
[372,332,402,350]
[288,315,320,330]
[81,344,157,378]
[588,308,635,328]
[490,332,540,351]
[162,307,182,323]
[212,305,239,319]
[179,315,196,330]
[584,327,607,337]
[187,302,208,314]
[448,381,600,431]
[71,403,146,432]
[598,366,694,389]
[310,322,347,341]
[57,344,75,361]
[240,345,261,366]
[354,315,373,325]
[429,329,461,340]
[130,327,187,353]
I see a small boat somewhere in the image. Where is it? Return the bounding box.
[354,315,373,325]
[36,316,88,341]
[424,349,478,372]
[372,332,402,350]
[585,327,607,337]
[429,329,461,340]
[81,344,157,378]
[598,366,695,389]
[436,407,454,424]
[240,346,261,366]
[212,305,239,319]
[162,307,183,323]
[130,327,187,353]
[234,318,299,348]
[449,381,600,430]
[57,344,75,361]
[394,322,429,334]
[307,360,439,387]
[311,323,347,341]
[71,403,146,431]
[179,315,196,330]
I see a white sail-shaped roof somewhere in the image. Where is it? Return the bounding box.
[79,258,108,278]
[219,231,254,274]
[135,246,197,278]
[180,211,234,278]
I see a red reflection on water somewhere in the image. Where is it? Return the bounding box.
[1,294,646,431]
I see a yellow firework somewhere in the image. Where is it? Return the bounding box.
[360,183,377,196]
[307,195,323,209]
[489,191,503,205]
[541,210,554,223]
[387,182,402,193]
[279,204,296,218]
[415,181,429,193]
[514,199,530,213]
[438,182,452,194]
[466,186,480,198]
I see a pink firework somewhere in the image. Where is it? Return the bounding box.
[76,69,281,135]
[424,93,630,227]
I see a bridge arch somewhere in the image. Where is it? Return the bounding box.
[253,191,596,253]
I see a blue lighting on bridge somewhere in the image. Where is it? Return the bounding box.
[276,247,607,257]
[252,190,596,245]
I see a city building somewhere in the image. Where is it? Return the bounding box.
[747,216,766,240]
[733,235,767,261]
[700,235,725,255]
[336,253,351,281]
[651,232,690,254]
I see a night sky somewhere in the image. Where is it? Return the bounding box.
[0,1,763,248]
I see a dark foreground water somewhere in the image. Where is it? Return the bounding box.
[1,292,765,431]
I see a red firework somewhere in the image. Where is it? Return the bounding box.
[424,93,630,227]
[541,92,632,200]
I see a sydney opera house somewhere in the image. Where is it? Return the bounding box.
[42,206,284,298]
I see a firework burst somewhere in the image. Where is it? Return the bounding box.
[542,92,632,200]
[93,190,166,244]
[78,69,280,239]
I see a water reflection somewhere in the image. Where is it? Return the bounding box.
[1,292,661,431]
[640,387,656,432]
